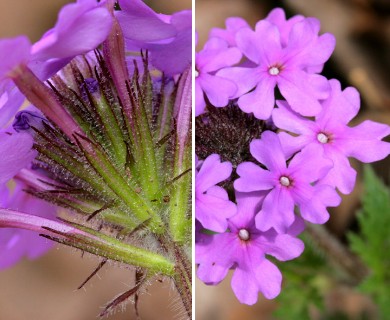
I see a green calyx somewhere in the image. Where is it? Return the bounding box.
[24,52,191,280]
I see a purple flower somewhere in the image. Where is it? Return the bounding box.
[117,0,177,42]
[117,0,191,76]
[0,182,56,269]
[0,131,36,186]
[32,0,112,61]
[0,0,112,83]
[0,0,114,270]
[0,36,31,82]
[196,191,304,304]
[195,37,241,116]
[234,131,341,233]
[0,84,25,127]
[273,79,390,194]
[209,17,250,47]
[145,10,191,76]
[13,111,50,140]
[0,0,113,131]
[196,154,236,232]
[218,14,335,119]
[30,0,113,80]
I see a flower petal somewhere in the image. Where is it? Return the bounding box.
[196,187,236,232]
[339,121,390,163]
[0,132,36,186]
[196,154,232,192]
[299,184,340,224]
[278,70,326,116]
[250,131,286,173]
[278,132,312,158]
[0,36,31,81]
[32,2,112,60]
[258,233,304,261]
[217,66,260,98]
[321,149,357,194]
[195,79,206,116]
[200,74,237,107]
[288,144,333,183]
[273,100,316,135]
[256,187,295,233]
[117,0,176,42]
[237,75,276,120]
[235,162,275,192]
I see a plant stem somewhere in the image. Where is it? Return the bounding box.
[305,224,369,285]
[159,236,192,319]
[172,243,192,319]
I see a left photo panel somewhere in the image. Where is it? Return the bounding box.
[0,0,193,319]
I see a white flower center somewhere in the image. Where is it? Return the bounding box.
[238,229,250,241]
[317,133,329,144]
[269,66,280,76]
[194,69,199,77]
[280,176,290,187]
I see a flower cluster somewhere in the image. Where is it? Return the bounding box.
[0,0,192,317]
[195,8,390,305]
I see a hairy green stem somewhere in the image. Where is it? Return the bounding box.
[173,245,192,319]
[305,224,369,284]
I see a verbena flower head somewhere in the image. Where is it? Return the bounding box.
[0,0,192,318]
[196,191,304,304]
[195,7,390,308]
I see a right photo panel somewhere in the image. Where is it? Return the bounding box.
[195,0,390,319]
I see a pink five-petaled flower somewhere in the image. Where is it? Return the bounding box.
[195,154,236,232]
[196,191,305,305]
[273,79,390,194]
[195,37,242,116]
[218,11,335,120]
[234,131,341,233]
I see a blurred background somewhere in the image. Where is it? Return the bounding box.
[196,0,390,319]
[0,0,190,319]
